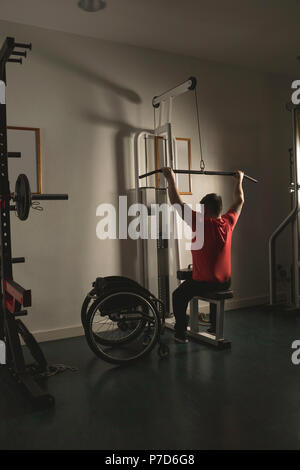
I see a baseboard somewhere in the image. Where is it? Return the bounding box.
[223,294,267,311]
[32,294,268,343]
[33,325,85,343]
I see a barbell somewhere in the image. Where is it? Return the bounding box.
[139,169,258,183]
[13,174,68,221]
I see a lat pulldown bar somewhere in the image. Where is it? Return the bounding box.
[139,169,258,183]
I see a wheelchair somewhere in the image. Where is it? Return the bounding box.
[81,276,170,365]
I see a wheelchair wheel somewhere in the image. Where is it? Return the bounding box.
[85,293,148,347]
[85,291,160,365]
[81,288,97,328]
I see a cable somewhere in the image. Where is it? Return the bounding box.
[194,87,205,171]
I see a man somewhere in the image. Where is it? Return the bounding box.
[161,168,244,343]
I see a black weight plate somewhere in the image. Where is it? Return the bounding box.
[15,174,31,221]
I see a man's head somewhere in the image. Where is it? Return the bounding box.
[200,193,223,218]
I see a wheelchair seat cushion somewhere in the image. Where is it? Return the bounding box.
[93,276,154,301]
[92,276,158,317]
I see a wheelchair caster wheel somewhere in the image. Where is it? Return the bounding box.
[158,343,169,358]
[142,334,151,346]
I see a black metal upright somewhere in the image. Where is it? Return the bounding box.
[0,38,14,342]
[0,37,54,408]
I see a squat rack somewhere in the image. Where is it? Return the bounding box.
[0,37,68,408]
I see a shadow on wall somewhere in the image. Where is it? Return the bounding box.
[82,110,153,280]
[29,45,145,318]
[35,48,142,105]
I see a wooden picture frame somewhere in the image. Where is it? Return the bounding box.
[7,126,42,194]
[174,137,192,195]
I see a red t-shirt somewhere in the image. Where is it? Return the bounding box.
[190,209,239,283]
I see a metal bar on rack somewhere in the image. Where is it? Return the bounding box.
[8,152,21,158]
[31,194,68,201]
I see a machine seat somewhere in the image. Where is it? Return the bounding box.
[196,290,234,300]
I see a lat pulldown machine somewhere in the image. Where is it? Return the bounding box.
[134,77,258,347]
[0,37,68,408]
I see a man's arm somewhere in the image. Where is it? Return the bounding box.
[161,167,184,209]
[230,170,245,215]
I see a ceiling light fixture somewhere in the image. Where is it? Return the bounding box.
[78,0,106,12]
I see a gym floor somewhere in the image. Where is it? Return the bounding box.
[0,305,299,450]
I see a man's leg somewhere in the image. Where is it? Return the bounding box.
[172,278,231,340]
[172,280,202,340]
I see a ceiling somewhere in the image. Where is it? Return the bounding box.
[0,0,299,76]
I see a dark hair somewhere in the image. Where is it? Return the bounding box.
[200,193,223,216]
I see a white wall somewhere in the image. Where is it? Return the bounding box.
[0,19,292,340]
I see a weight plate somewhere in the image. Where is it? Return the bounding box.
[15,174,31,221]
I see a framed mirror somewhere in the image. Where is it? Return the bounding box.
[7,126,42,194]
